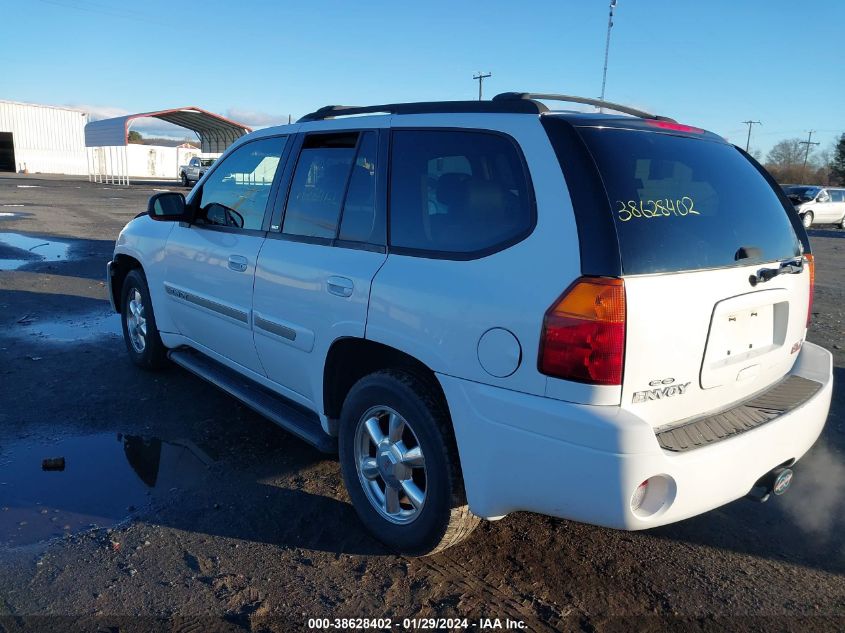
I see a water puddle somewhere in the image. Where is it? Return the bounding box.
[0,232,71,271]
[0,433,213,547]
[14,311,122,342]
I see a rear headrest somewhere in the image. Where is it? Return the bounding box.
[436,173,470,207]
[463,179,506,219]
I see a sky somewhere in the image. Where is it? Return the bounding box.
[1,0,842,159]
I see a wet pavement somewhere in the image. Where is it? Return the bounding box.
[0,174,843,631]
[11,310,121,342]
[0,433,211,548]
[0,232,72,271]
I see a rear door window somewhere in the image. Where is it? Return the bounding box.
[389,130,534,257]
[574,127,801,273]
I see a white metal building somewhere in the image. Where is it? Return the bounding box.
[0,100,89,175]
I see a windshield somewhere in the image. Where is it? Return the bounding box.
[573,127,801,274]
[783,186,820,202]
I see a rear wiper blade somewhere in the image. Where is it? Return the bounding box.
[749,258,804,286]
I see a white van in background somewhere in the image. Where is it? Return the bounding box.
[784,185,845,228]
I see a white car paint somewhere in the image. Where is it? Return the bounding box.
[111,109,833,531]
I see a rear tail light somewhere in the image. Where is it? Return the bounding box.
[805,253,815,326]
[538,277,625,385]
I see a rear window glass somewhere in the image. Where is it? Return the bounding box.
[576,127,801,274]
[389,130,534,256]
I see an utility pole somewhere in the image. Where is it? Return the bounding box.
[799,130,820,183]
[741,120,762,152]
[599,0,618,111]
[473,72,492,101]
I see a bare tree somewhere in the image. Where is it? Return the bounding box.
[765,138,816,184]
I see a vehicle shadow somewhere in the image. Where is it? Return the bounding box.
[808,228,845,240]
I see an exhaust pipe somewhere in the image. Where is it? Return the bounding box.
[746,465,794,503]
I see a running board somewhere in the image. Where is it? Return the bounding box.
[168,348,336,453]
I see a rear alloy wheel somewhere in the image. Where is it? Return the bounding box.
[121,269,169,370]
[354,405,427,524]
[180,172,189,187]
[339,370,479,555]
[802,211,813,228]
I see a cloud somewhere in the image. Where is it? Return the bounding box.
[225,108,290,128]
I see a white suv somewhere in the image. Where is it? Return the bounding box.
[107,93,833,555]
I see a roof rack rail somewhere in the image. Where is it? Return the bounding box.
[493,92,675,122]
[297,99,548,123]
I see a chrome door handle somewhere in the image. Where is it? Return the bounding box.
[228,255,248,272]
[326,276,353,297]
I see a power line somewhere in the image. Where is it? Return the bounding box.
[473,72,492,101]
[741,120,762,152]
[799,130,820,183]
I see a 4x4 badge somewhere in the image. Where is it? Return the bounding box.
[632,382,691,403]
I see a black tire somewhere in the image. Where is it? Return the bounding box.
[338,370,479,556]
[802,211,813,229]
[120,269,169,370]
[180,172,189,187]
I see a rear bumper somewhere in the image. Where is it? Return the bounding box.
[438,341,833,529]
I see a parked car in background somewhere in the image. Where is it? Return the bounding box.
[179,157,216,187]
[783,185,845,228]
[107,93,832,555]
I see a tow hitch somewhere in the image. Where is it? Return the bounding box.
[746,466,794,503]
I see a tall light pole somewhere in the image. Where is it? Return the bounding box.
[599,0,618,109]
[742,120,762,152]
[473,72,492,101]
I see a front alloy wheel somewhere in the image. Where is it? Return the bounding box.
[121,269,168,370]
[354,406,427,524]
[126,287,147,353]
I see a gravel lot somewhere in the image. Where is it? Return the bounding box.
[0,173,843,632]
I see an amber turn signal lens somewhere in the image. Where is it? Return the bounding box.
[539,277,626,386]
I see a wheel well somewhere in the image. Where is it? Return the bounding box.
[323,338,447,422]
[110,254,142,312]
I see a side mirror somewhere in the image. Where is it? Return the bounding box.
[147,192,191,222]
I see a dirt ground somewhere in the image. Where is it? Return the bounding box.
[0,173,843,632]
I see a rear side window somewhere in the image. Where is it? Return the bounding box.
[575,127,801,273]
[389,130,534,256]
